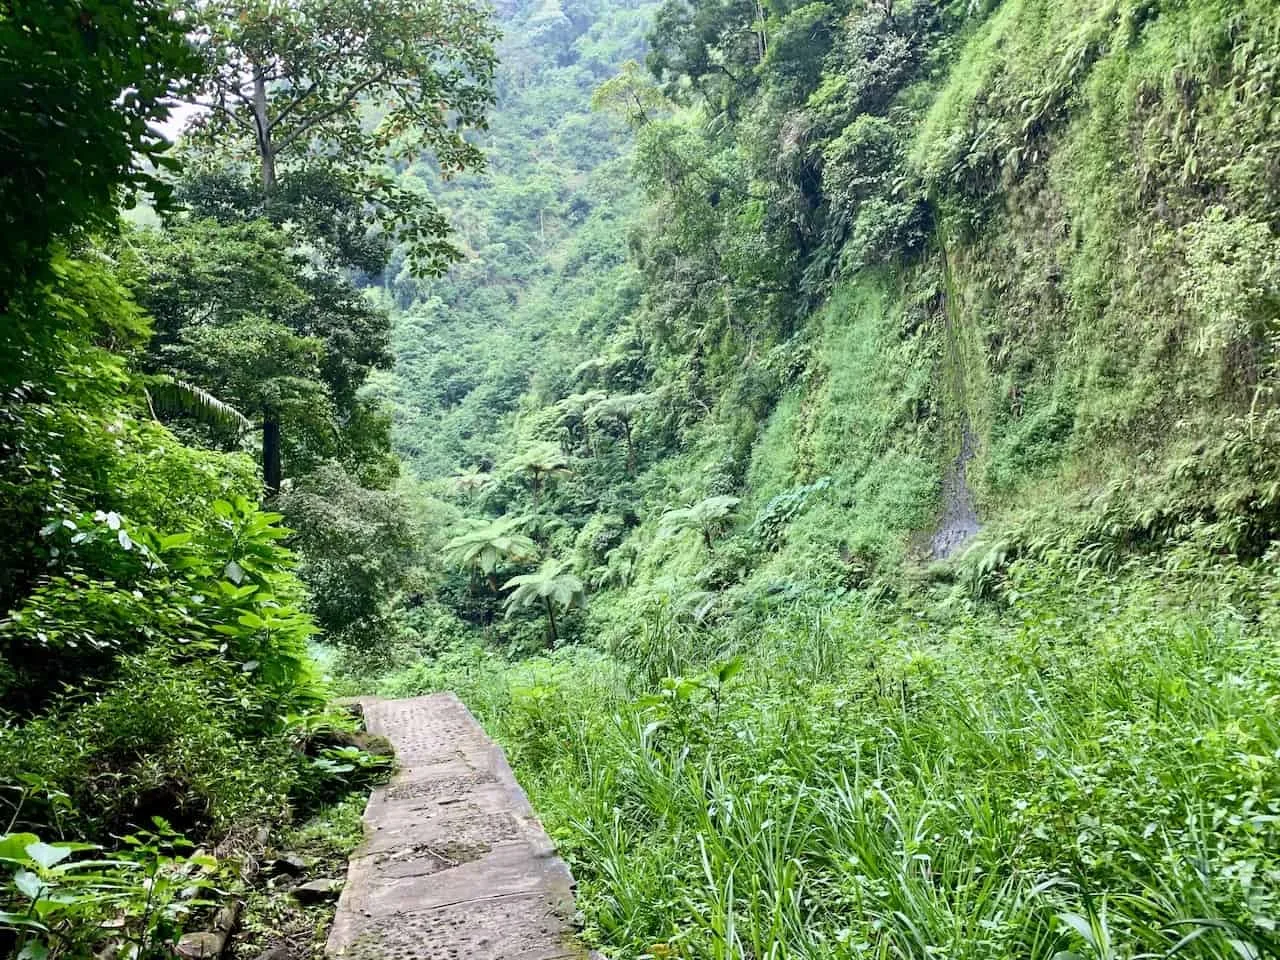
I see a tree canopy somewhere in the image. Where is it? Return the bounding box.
[184,0,499,273]
[0,0,198,287]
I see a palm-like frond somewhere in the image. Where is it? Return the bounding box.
[501,559,585,616]
[512,441,571,476]
[442,515,538,576]
[144,375,252,434]
[556,390,607,421]
[660,495,741,536]
[451,468,494,496]
[586,391,650,426]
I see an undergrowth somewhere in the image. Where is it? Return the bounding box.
[371,549,1280,960]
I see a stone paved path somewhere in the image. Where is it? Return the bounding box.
[326,693,594,960]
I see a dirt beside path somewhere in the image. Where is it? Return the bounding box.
[326,693,594,960]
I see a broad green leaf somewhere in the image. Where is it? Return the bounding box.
[159,533,193,550]
[0,833,41,861]
[224,559,246,584]
[14,869,45,899]
[0,911,47,931]
[716,656,744,685]
[24,841,74,870]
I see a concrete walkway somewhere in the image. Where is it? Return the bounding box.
[326,693,595,960]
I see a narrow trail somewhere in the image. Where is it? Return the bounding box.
[326,694,595,960]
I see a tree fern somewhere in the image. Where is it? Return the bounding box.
[442,515,539,589]
[660,495,741,551]
[501,558,585,643]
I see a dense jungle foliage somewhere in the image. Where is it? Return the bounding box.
[3,0,1280,958]
[0,1,490,955]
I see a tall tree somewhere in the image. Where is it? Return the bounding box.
[0,0,199,607]
[183,0,498,272]
[647,0,765,112]
[451,467,495,500]
[0,0,197,290]
[556,391,607,456]
[277,463,418,647]
[174,0,498,492]
[123,218,396,490]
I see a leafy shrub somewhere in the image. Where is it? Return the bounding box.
[0,654,302,839]
[1,495,323,843]
[693,536,756,591]
[279,463,419,650]
[750,476,830,550]
[0,822,224,960]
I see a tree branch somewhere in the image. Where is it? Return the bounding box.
[197,98,256,134]
[266,79,321,134]
[270,67,393,157]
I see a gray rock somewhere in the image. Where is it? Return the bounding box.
[174,901,240,959]
[291,878,343,904]
[252,943,293,960]
[175,932,224,959]
[269,853,308,876]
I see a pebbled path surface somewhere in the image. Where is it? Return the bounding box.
[326,693,594,960]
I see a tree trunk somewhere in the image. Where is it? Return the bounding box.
[544,597,558,644]
[623,420,635,477]
[484,573,500,628]
[754,0,768,60]
[262,415,282,496]
[252,68,276,194]
[251,68,280,500]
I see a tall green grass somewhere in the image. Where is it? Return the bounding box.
[371,553,1279,959]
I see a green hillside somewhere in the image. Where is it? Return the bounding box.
[361,0,1280,956]
[367,0,655,477]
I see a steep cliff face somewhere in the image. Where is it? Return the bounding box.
[384,0,1280,616]
[657,0,1280,595]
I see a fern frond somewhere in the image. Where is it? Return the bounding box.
[145,376,252,435]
